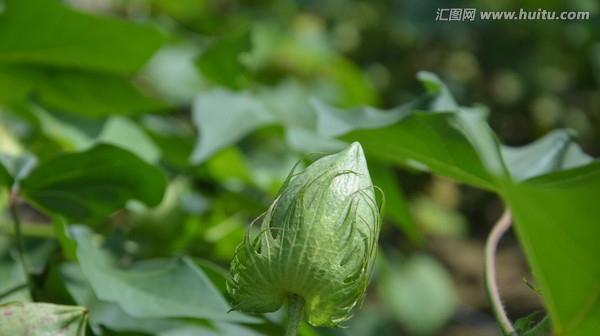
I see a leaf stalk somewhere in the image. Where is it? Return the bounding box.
[485,209,516,335]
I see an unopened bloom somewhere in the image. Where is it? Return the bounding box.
[227,142,380,327]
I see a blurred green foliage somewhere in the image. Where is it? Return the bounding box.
[0,0,598,335]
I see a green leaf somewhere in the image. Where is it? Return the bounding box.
[0,0,168,74]
[378,254,457,335]
[501,129,592,182]
[189,81,360,164]
[341,112,498,190]
[98,116,161,163]
[0,153,37,189]
[195,32,252,89]
[503,163,600,336]
[52,217,78,260]
[0,160,13,188]
[70,226,256,323]
[61,263,214,335]
[0,262,30,303]
[0,66,167,118]
[313,98,416,138]
[142,44,205,105]
[416,71,459,111]
[31,105,97,150]
[0,302,87,336]
[515,312,550,336]
[190,90,275,164]
[262,81,344,153]
[36,71,167,117]
[21,144,166,221]
[0,66,36,105]
[319,72,503,190]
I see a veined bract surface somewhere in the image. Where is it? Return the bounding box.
[227,142,381,327]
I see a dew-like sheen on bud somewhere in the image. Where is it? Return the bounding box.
[227,142,381,327]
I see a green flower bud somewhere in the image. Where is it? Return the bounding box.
[227,142,380,327]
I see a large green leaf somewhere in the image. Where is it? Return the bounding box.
[20,144,166,221]
[0,302,87,336]
[502,164,600,336]
[0,0,167,74]
[342,112,498,190]
[70,226,256,323]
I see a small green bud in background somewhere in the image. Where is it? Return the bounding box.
[227,142,381,332]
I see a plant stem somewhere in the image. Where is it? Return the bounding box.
[484,209,516,335]
[285,295,305,336]
[8,192,33,297]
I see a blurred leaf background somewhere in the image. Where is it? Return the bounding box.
[0,0,598,335]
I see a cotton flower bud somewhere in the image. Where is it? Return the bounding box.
[227,142,380,327]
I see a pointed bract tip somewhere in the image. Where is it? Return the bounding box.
[343,142,364,158]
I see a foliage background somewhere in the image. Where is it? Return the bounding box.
[0,0,598,335]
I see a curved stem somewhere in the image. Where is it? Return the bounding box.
[8,192,33,297]
[485,209,516,335]
[285,295,305,336]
